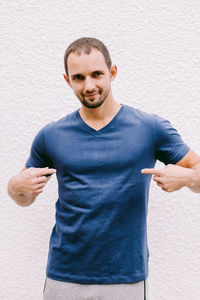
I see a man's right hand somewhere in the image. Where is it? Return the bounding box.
[11,167,57,195]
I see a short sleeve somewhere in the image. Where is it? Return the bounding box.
[154,115,190,165]
[25,126,53,168]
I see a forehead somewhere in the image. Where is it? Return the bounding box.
[67,49,108,75]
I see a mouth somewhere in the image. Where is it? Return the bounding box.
[85,93,98,98]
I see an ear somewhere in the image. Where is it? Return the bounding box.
[110,65,117,82]
[63,73,72,88]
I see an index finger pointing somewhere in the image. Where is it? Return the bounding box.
[35,167,57,176]
[141,168,161,175]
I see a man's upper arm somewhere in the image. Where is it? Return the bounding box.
[176,149,200,168]
[25,126,53,169]
[154,115,190,165]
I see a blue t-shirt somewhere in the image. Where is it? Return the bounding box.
[25,104,190,284]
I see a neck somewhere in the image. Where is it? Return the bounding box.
[79,92,121,122]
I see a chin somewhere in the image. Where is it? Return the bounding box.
[82,98,105,109]
[83,102,104,109]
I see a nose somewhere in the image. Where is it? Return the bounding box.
[84,76,95,93]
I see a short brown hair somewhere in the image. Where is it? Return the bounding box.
[64,37,112,75]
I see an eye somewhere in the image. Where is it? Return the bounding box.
[73,75,84,80]
[93,71,103,77]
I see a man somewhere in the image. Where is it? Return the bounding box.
[7,37,200,300]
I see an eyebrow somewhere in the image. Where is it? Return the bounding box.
[71,73,83,78]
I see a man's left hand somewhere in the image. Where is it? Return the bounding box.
[141,164,194,192]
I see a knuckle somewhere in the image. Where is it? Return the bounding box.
[29,171,34,177]
[165,186,171,192]
[43,176,48,182]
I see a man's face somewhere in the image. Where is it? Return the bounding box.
[64,49,116,109]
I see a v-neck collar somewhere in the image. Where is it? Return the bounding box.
[75,104,125,136]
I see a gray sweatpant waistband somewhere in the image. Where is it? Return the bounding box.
[43,276,148,300]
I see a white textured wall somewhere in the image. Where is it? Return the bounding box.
[1,1,200,299]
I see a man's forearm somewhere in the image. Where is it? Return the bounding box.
[187,163,200,193]
[7,177,37,207]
